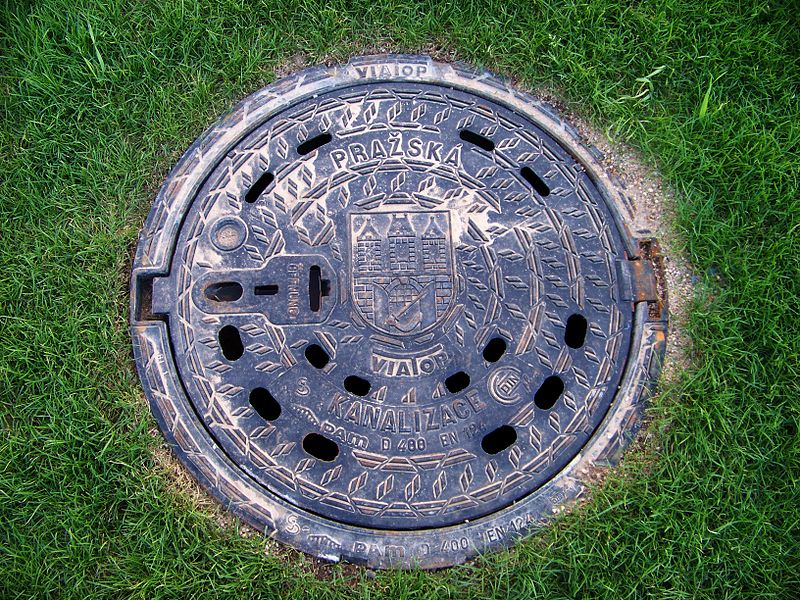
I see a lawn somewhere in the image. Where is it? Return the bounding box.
[1,0,798,597]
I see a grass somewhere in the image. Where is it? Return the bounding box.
[1,0,798,597]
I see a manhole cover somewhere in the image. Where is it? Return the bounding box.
[131,55,667,568]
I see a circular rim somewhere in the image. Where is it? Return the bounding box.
[131,55,667,568]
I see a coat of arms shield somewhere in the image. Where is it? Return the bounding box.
[349,211,456,336]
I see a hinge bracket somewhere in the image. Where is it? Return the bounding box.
[617,238,667,321]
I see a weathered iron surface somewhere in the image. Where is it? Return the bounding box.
[131,55,667,568]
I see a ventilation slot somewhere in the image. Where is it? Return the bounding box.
[535,375,564,409]
[305,344,330,369]
[297,132,332,156]
[254,284,279,296]
[302,433,339,461]
[481,425,517,454]
[482,338,507,362]
[564,314,588,349]
[205,282,243,302]
[459,129,495,151]
[445,371,470,393]
[249,388,281,421]
[244,171,274,204]
[521,166,550,196]
[218,325,244,361]
[344,375,371,397]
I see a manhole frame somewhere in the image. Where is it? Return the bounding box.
[131,54,667,569]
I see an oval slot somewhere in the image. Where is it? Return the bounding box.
[534,375,564,409]
[344,375,371,397]
[297,132,332,156]
[482,338,507,362]
[249,388,281,421]
[218,325,244,361]
[244,171,274,204]
[459,129,495,151]
[481,425,517,454]
[445,371,470,393]
[520,166,550,197]
[305,343,330,369]
[565,314,588,349]
[302,433,339,461]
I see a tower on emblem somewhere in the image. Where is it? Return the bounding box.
[387,214,417,272]
[355,217,383,273]
[422,215,448,272]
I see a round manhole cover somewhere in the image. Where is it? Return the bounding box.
[131,55,667,568]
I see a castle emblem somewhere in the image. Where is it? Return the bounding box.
[350,211,455,335]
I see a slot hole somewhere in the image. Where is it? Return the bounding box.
[309,265,323,312]
[254,284,279,296]
[205,282,243,302]
[445,371,470,393]
[244,171,274,204]
[534,375,564,410]
[521,166,550,197]
[482,338,507,362]
[481,425,517,454]
[459,129,495,151]
[305,344,330,369]
[249,388,281,421]
[297,132,332,156]
[302,433,339,461]
[344,375,371,397]
[565,314,588,349]
[218,325,244,361]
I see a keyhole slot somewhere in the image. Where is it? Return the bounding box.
[254,284,279,296]
[309,265,330,312]
[205,282,243,302]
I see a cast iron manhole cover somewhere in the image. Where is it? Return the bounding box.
[131,55,667,568]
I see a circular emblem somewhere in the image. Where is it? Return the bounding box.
[488,366,525,405]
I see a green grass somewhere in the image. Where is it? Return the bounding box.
[1,0,798,597]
